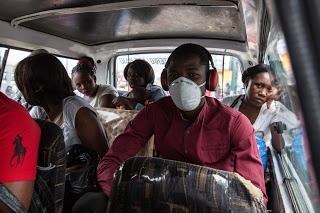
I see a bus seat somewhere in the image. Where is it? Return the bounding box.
[107,157,266,213]
[94,107,154,157]
[33,119,66,213]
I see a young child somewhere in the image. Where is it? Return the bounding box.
[117,87,153,109]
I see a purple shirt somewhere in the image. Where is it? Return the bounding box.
[97,96,267,205]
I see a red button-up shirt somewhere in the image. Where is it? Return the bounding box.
[97,96,267,205]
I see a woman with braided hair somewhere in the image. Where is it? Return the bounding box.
[72,56,119,108]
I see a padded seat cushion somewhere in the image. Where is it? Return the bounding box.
[94,107,154,157]
[107,157,266,213]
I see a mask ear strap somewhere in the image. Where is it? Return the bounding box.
[199,81,206,87]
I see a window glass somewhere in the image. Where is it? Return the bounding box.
[0,47,8,84]
[211,55,243,99]
[0,48,77,101]
[265,22,315,209]
[0,49,29,98]
[57,56,78,78]
[115,53,243,98]
[116,54,168,93]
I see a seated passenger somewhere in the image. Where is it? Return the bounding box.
[14,53,108,157]
[0,91,41,212]
[14,53,109,212]
[116,86,152,109]
[94,43,267,211]
[112,59,167,110]
[72,56,119,108]
[221,64,300,152]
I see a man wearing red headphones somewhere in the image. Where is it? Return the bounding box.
[93,43,267,210]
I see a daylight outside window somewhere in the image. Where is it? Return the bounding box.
[265,23,315,210]
[115,53,243,98]
[0,48,78,100]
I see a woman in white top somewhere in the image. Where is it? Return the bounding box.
[72,56,119,108]
[221,64,299,152]
[14,53,108,157]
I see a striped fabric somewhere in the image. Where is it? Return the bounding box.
[107,157,266,213]
[33,119,66,213]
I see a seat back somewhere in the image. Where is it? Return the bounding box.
[32,119,66,213]
[107,157,266,213]
[94,107,154,156]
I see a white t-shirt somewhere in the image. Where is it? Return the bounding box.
[221,95,300,146]
[74,84,119,107]
[30,96,107,150]
[29,106,47,119]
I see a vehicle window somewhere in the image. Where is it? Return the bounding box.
[212,55,243,99]
[116,54,168,92]
[115,53,243,98]
[0,48,77,100]
[57,56,78,78]
[265,19,315,211]
[0,49,29,99]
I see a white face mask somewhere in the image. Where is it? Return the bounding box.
[169,77,206,111]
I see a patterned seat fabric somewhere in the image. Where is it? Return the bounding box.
[107,157,266,213]
[32,119,66,213]
[94,107,154,157]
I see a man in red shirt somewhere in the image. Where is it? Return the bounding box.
[0,91,41,211]
[97,43,267,205]
[73,43,267,212]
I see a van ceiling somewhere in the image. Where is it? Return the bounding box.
[0,0,246,46]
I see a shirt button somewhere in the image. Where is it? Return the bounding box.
[185,150,188,154]
[186,131,190,134]
[256,155,259,159]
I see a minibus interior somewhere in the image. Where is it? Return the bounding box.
[0,0,319,212]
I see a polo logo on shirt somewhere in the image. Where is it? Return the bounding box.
[10,129,27,168]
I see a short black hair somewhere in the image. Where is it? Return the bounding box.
[124,59,155,84]
[242,64,270,83]
[165,43,212,71]
[15,53,74,111]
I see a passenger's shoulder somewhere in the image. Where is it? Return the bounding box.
[0,95,29,118]
[64,95,87,106]
[63,95,94,112]
[145,96,173,110]
[150,96,171,105]
[206,96,241,118]
[220,95,241,106]
[99,84,117,91]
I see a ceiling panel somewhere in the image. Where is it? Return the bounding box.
[0,1,245,45]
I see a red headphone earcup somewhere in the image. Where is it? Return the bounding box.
[206,68,218,91]
[161,70,169,91]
